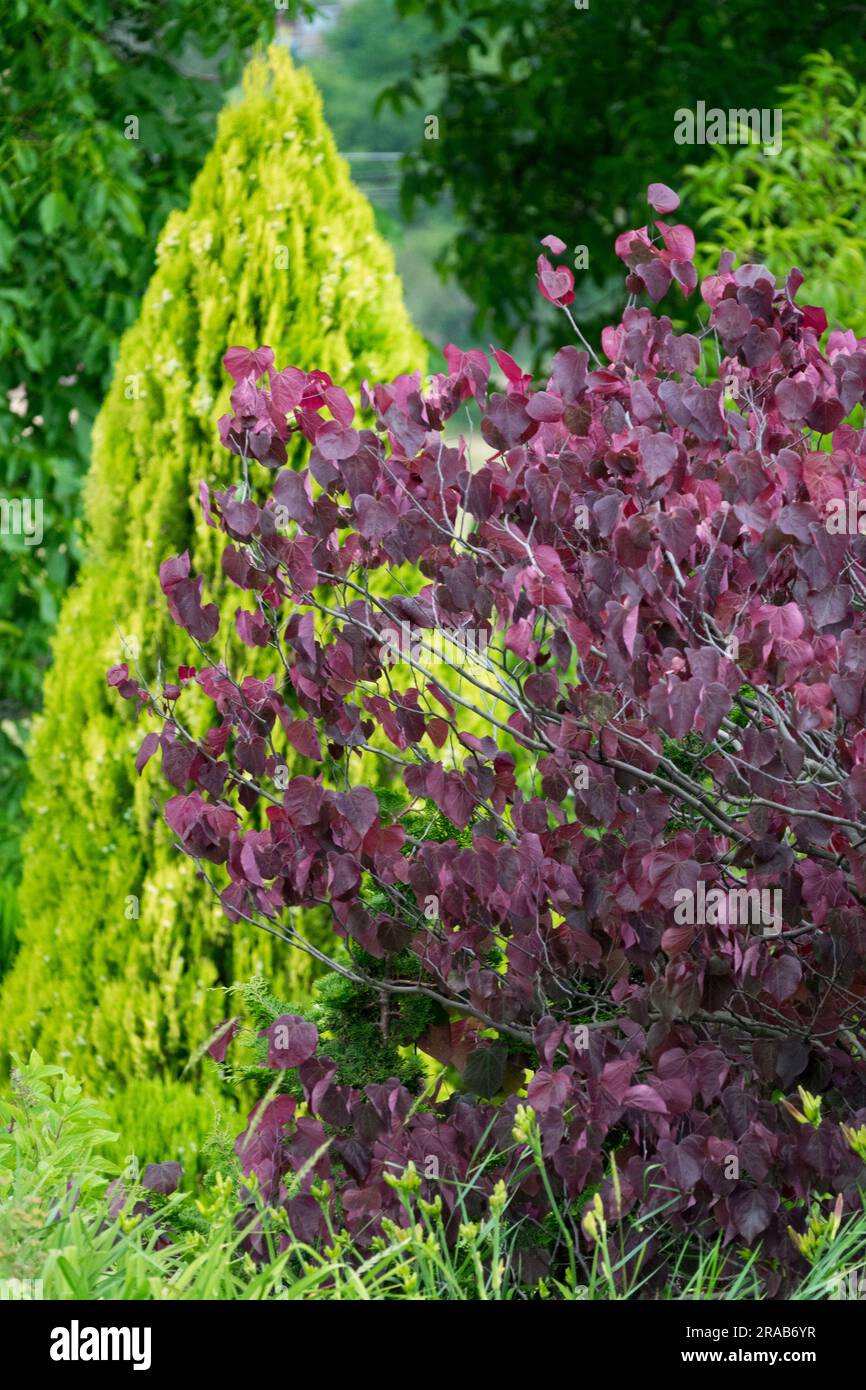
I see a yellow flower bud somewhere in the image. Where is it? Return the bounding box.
[787,1196,843,1265]
[512,1103,537,1144]
[383,1160,421,1195]
[489,1179,508,1213]
[797,1086,823,1127]
[841,1122,866,1162]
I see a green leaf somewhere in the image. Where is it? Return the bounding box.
[38,191,66,236]
[56,1255,89,1299]
[463,1044,507,1098]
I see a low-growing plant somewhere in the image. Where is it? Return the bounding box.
[5,1056,866,1300]
[109,184,866,1294]
[0,1052,168,1298]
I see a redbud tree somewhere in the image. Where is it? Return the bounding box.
[110,184,866,1288]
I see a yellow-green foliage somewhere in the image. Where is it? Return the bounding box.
[0,46,425,1138]
[107,1077,240,1189]
[683,52,866,337]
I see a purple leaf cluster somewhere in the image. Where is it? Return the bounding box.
[110,186,866,1288]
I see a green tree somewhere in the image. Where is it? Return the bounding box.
[684,52,866,336]
[386,0,866,353]
[0,2,321,960]
[0,45,424,1167]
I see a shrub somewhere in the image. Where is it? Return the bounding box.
[0,45,425,1144]
[111,183,866,1293]
[0,1053,196,1300]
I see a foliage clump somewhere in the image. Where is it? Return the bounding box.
[109,182,866,1292]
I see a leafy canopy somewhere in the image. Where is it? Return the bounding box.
[385,1,866,351]
[111,184,866,1289]
[685,52,866,339]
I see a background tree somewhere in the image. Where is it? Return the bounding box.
[0,45,424,1175]
[386,0,866,352]
[684,52,866,338]
[0,2,319,944]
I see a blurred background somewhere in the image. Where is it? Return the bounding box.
[4,0,866,1163]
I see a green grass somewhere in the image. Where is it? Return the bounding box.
[2,1053,864,1301]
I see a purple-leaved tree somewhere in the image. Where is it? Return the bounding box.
[110,184,866,1288]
